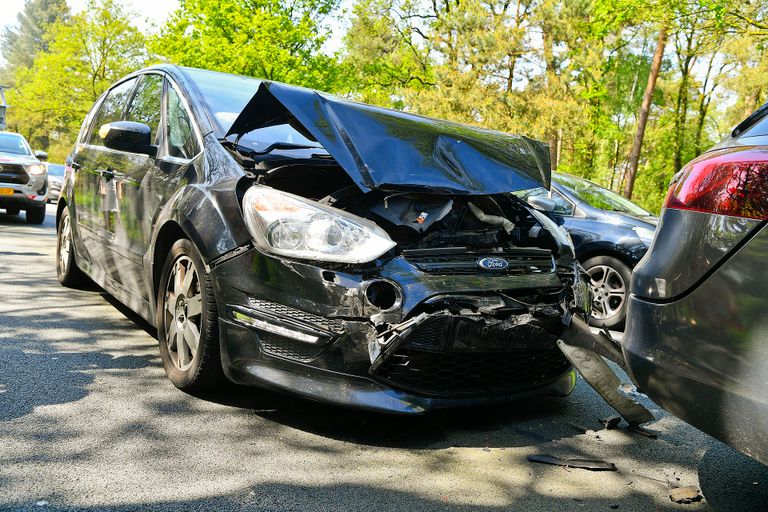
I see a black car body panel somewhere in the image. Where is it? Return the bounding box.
[549,175,657,268]
[60,65,590,413]
[226,82,551,194]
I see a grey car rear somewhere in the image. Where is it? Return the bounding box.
[622,107,768,464]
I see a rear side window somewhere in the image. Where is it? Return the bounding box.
[87,77,138,144]
[166,85,199,159]
[125,74,163,145]
[740,114,768,139]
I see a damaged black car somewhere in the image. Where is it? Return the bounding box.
[56,65,590,413]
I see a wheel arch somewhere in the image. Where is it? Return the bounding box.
[55,198,67,232]
[577,244,636,270]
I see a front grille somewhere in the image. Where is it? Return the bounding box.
[247,298,345,334]
[373,311,569,396]
[403,247,554,275]
[376,347,570,396]
[0,164,29,184]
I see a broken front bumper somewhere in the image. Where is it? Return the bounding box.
[211,247,581,414]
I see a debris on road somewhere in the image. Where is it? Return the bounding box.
[668,486,703,504]
[627,423,658,439]
[527,454,617,471]
[601,416,622,429]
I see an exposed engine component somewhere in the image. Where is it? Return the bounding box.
[467,201,515,234]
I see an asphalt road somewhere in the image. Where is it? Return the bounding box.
[1,204,767,511]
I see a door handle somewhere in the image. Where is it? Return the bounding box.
[70,162,81,172]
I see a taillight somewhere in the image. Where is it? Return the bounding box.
[664,147,768,220]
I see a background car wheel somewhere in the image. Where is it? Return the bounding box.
[56,208,87,287]
[156,239,224,391]
[583,255,632,330]
[4,206,20,215]
[26,205,46,224]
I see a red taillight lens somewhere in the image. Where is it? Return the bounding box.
[664,147,768,220]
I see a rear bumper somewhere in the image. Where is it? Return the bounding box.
[623,291,768,465]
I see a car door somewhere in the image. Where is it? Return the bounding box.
[71,77,138,275]
[103,73,164,296]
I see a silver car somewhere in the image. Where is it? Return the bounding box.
[623,102,768,465]
[0,131,48,224]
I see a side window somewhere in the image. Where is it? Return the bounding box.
[166,85,199,159]
[86,78,138,144]
[552,191,574,216]
[125,74,162,144]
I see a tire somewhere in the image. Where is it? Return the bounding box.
[26,205,46,224]
[582,255,632,330]
[56,208,87,287]
[156,239,224,391]
[4,206,20,215]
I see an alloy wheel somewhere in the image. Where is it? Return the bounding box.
[163,255,203,371]
[587,264,626,321]
[58,214,72,276]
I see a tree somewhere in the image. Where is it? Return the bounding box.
[624,25,667,199]
[7,0,149,160]
[152,0,344,92]
[0,0,70,82]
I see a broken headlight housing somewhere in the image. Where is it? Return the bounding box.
[242,186,396,263]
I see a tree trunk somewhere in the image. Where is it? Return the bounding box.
[542,22,558,173]
[624,26,667,200]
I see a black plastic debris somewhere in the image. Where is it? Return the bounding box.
[602,416,622,429]
[527,454,617,471]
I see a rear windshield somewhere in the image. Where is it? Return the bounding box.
[183,68,320,152]
[554,173,651,216]
[0,133,32,155]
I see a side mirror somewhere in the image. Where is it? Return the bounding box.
[528,195,557,212]
[99,121,157,157]
[35,150,48,161]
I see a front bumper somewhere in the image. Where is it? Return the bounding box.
[211,246,582,414]
[0,179,48,209]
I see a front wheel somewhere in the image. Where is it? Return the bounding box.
[156,239,224,391]
[26,205,46,224]
[4,206,20,215]
[56,208,87,287]
[583,255,632,330]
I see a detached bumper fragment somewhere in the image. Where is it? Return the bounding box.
[558,315,654,425]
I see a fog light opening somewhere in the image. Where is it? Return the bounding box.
[364,280,402,311]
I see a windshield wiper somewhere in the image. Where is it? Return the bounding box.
[246,142,322,155]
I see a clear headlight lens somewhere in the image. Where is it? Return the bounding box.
[633,226,655,245]
[27,164,46,175]
[242,186,396,263]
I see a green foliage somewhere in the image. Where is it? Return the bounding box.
[6,0,149,161]
[0,0,70,82]
[151,0,345,91]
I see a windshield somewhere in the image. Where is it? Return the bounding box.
[0,133,32,155]
[47,164,65,176]
[183,67,321,152]
[554,172,651,216]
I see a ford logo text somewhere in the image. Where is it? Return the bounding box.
[477,257,509,271]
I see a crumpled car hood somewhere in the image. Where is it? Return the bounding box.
[226,82,551,194]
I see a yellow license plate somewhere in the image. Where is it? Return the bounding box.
[0,188,13,196]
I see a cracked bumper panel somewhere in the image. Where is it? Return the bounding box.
[211,247,576,413]
[219,318,576,414]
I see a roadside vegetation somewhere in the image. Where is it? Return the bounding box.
[1,0,766,212]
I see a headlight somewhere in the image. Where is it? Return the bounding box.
[633,226,655,245]
[27,164,46,176]
[529,208,576,258]
[242,186,396,264]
